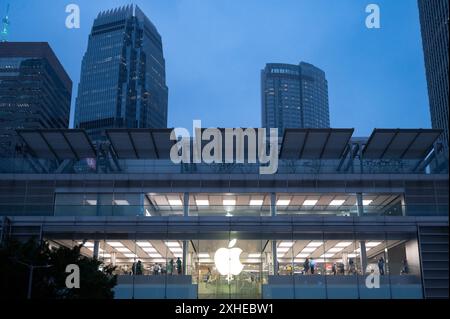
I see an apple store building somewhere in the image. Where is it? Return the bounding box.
[0,128,448,299]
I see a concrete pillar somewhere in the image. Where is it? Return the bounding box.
[359,241,367,274]
[182,240,188,274]
[356,193,364,217]
[272,240,278,275]
[111,252,116,266]
[270,193,276,217]
[183,192,189,217]
[93,240,99,259]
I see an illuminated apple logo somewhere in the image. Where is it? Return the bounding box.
[214,239,243,280]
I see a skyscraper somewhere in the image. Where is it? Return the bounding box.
[74,5,168,139]
[0,42,72,155]
[418,0,449,153]
[261,62,330,137]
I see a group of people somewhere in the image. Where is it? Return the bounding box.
[302,258,317,274]
[131,257,183,276]
[302,256,409,276]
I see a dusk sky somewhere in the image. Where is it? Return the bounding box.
[3,0,431,136]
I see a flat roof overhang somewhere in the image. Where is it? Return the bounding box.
[4,216,447,240]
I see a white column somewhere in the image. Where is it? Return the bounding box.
[356,193,364,216]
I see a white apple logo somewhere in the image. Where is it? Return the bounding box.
[214,239,243,280]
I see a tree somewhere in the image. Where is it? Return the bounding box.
[0,238,117,299]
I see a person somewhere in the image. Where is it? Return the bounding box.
[331,263,337,275]
[153,263,160,275]
[310,258,316,274]
[176,257,182,275]
[136,260,143,275]
[349,258,356,275]
[378,256,385,275]
[303,258,310,274]
[158,263,162,275]
[401,258,409,275]
[131,261,137,275]
[168,259,174,275]
[206,267,211,283]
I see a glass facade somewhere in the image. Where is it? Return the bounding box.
[74,5,168,139]
[42,231,423,299]
[261,62,330,136]
[418,0,449,154]
[0,43,72,156]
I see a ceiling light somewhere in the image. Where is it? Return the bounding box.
[142,247,157,253]
[276,199,290,206]
[306,241,323,247]
[136,241,152,247]
[168,199,183,206]
[165,241,180,247]
[114,200,129,205]
[173,254,183,258]
[249,199,263,206]
[330,200,345,206]
[245,259,260,263]
[124,253,137,258]
[86,200,97,205]
[248,253,261,258]
[78,242,94,247]
[320,253,335,258]
[366,242,382,247]
[100,253,111,258]
[303,199,318,206]
[277,247,290,253]
[170,247,183,253]
[296,253,309,258]
[223,199,236,206]
[148,253,162,258]
[335,241,353,247]
[363,200,373,206]
[347,254,357,258]
[198,253,210,258]
[196,200,209,206]
[328,247,344,253]
[116,248,131,253]
[107,241,123,247]
[301,247,317,253]
[279,242,294,248]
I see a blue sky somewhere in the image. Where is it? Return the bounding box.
[3,0,431,136]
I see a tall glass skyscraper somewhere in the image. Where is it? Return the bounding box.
[261,62,330,136]
[0,42,72,156]
[74,5,168,139]
[418,0,449,153]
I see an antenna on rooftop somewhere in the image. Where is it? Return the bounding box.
[1,3,10,42]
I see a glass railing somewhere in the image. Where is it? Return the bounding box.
[1,157,448,175]
[0,204,447,217]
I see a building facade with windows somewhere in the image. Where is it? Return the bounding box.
[74,5,168,139]
[0,42,72,156]
[261,62,330,137]
[0,127,448,299]
[418,0,449,154]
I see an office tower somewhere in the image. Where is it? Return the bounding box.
[261,62,330,136]
[0,42,72,155]
[74,5,168,139]
[418,0,449,153]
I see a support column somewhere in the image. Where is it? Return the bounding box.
[270,193,276,217]
[272,241,278,275]
[359,241,367,274]
[93,240,99,259]
[356,193,364,216]
[182,241,188,275]
[183,192,189,217]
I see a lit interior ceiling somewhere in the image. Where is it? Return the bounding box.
[144,193,402,215]
[51,238,403,265]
